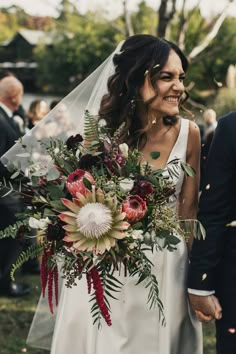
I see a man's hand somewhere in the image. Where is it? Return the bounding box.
[188,294,222,322]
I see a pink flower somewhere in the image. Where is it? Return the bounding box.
[66,169,94,197]
[122,195,147,223]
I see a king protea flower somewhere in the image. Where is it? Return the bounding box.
[59,187,130,254]
[122,195,147,223]
[66,169,95,197]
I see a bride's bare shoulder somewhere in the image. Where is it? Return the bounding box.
[186,119,201,157]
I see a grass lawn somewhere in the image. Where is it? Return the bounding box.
[0,274,216,354]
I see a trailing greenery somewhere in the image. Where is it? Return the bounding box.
[10,242,45,281]
[0,220,29,240]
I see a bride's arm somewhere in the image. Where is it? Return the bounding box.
[178,121,201,252]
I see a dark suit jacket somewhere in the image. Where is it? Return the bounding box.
[188,112,236,293]
[0,106,21,156]
[0,106,22,229]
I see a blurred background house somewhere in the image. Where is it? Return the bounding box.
[0,29,53,91]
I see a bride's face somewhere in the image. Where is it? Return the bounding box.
[140,49,185,119]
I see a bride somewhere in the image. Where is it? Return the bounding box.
[24,34,202,353]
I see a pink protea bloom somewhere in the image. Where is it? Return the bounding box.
[66,169,94,197]
[122,195,147,223]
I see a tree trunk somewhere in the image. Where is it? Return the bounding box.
[123,0,134,37]
[188,0,234,61]
[157,0,177,38]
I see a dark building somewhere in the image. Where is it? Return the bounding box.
[0,29,53,91]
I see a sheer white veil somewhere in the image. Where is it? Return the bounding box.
[1,41,124,173]
[1,41,124,351]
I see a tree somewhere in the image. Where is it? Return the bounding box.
[35,18,119,93]
[157,0,176,38]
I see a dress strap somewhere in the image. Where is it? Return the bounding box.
[172,118,189,162]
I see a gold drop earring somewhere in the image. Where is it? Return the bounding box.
[152,117,157,124]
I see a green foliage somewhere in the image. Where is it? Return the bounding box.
[10,242,45,281]
[132,1,157,35]
[35,20,119,93]
[211,88,236,116]
[0,11,18,41]
[0,220,29,240]
[129,250,165,325]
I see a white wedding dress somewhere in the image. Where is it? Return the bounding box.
[27,118,202,354]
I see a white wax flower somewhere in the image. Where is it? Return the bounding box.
[119,143,129,158]
[131,230,143,240]
[144,230,156,243]
[119,178,134,193]
[29,216,51,230]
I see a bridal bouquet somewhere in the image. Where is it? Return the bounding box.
[0,111,195,327]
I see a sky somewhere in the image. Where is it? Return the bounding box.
[0,0,235,19]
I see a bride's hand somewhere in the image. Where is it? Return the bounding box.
[189,294,222,322]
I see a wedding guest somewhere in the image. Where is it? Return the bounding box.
[203,108,217,141]
[0,76,30,297]
[0,70,26,134]
[26,99,49,129]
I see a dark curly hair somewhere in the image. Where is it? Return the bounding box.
[99,34,189,149]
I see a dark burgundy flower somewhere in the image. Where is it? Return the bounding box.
[66,134,83,150]
[116,154,125,167]
[133,180,154,198]
[47,220,65,241]
[104,154,125,175]
[79,154,102,170]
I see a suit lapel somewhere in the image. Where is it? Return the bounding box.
[0,106,20,137]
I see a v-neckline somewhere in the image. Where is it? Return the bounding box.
[140,118,184,170]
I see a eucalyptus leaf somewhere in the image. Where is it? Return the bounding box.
[31,176,40,186]
[31,169,47,177]
[10,170,20,179]
[166,234,181,245]
[46,168,60,181]
[180,162,195,177]
[50,200,68,211]
[47,184,65,199]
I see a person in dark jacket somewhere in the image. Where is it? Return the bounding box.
[188,112,236,354]
[0,76,30,297]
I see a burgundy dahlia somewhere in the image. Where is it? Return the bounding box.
[47,220,65,241]
[133,180,154,199]
[66,134,83,150]
[79,154,102,170]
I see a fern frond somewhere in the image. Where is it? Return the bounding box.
[0,220,29,239]
[10,242,46,281]
[83,110,100,143]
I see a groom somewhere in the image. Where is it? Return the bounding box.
[188,111,236,354]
